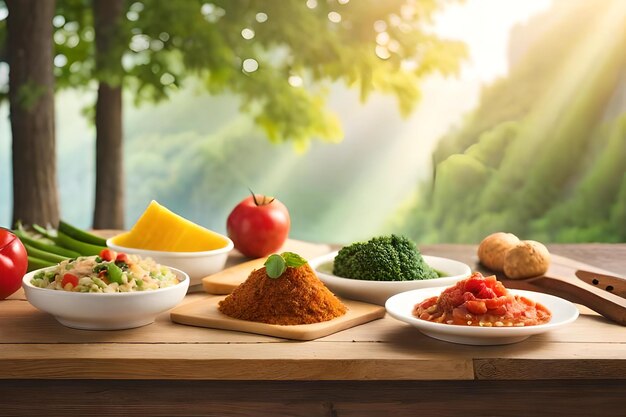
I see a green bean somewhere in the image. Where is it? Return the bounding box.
[24,244,69,264]
[27,256,55,272]
[13,230,81,258]
[58,221,107,246]
[32,224,56,240]
[55,231,105,256]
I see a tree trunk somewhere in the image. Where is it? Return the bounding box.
[93,0,125,229]
[7,0,59,227]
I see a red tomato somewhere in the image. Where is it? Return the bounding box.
[226,194,290,258]
[115,253,129,263]
[61,273,79,288]
[99,248,116,262]
[466,300,488,315]
[0,228,28,299]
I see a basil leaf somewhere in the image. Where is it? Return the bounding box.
[281,252,308,268]
[264,254,286,279]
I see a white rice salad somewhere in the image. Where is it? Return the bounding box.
[30,249,179,293]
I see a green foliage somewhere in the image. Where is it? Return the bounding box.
[432,0,614,166]
[51,0,94,88]
[333,234,438,281]
[397,0,626,243]
[2,0,466,145]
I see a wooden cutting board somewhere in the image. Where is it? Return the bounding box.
[170,295,386,341]
[202,258,268,294]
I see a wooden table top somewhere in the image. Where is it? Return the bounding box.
[2,241,625,381]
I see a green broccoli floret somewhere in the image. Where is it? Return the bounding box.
[332,235,439,281]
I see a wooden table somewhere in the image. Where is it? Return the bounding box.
[2,242,626,416]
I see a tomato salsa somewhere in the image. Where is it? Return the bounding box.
[413,272,552,327]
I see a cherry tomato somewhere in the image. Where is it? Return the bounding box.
[226,194,290,258]
[99,248,116,262]
[115,253,129,263]
[0,228,28,299]
[61,273,79,288]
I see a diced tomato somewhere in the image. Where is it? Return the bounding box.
[61,273,79,288]
[413,271,552,327]
[485,296,505,310]
[418,297,437,310]
[466,300,488,315]
[463,291,477,302]
[493,281,507,297]
[520,296,536,307]
[100,248,116,261]
[115,252,129,263]
[477,286,497,299]
[490,304,508,316]
[464,273,485,293]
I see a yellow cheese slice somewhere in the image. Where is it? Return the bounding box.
[112,201,229,252]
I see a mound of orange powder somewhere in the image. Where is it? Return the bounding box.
[218,263,347,325]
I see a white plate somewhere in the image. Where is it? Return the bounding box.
[385,287,579,345]
[310,251,471,305]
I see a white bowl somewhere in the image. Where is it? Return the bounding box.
[107,237,233,286]
[22,266,190,330]
[310,251,472,305]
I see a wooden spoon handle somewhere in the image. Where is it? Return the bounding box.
[539,274,626,325]
[575,270,626,298]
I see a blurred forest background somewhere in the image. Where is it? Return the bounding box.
[1,0,625,244]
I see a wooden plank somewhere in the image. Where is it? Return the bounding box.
[1,380,626,417]
[474,358,626,380]
[0,343,473,380]
[0,338,624,380]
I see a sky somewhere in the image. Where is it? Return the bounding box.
[434,0,552,83]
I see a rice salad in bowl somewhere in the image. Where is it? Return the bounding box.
[23,248,189,330]
[30,249,179,293]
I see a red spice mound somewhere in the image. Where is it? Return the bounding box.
[218,263,347,325]
[413,272,551,327]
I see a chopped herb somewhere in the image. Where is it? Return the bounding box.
[115,260,129,270]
